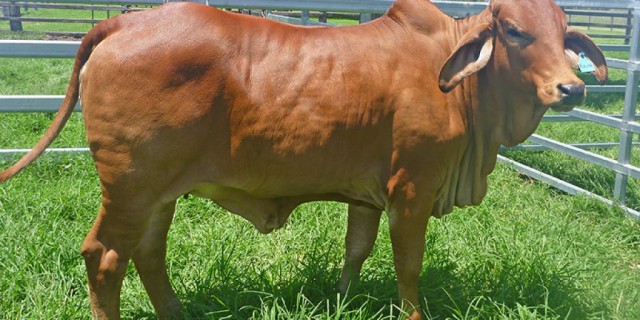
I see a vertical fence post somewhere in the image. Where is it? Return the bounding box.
[359,13,372,23]
[610,15,614,31]
[613,6,640,204]
[8,1,22,32]
[301,10,309,25]
[318,11,327,23]
[626,9,633,45]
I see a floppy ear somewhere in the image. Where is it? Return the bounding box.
[439,21,494,93]
[565,27,608,85]
[564,49,580,69]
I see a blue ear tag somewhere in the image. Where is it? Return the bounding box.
[578,52,596,73]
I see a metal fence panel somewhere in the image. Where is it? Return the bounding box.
[613,7,640,204]
[526,134,640,180]
[497,155,640,219]
[555,0,639,9]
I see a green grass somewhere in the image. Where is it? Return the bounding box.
[1,5,640,320]
[1,157,639,319]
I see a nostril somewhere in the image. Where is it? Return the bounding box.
[558,84,571,96]
[558,83,585,97]
[557,83,586,106]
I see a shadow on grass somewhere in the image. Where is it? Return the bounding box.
[167,241,354,319]
[126,237,600,319]
[420,254,598,319]
[420,229,602,319]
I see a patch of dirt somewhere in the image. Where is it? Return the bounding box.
[44,33,85,41]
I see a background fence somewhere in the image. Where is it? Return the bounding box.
[1,0,640,219]
[1,1,636,42]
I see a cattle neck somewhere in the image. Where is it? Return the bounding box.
[451,9,503,208]
[384,0,502,214]
[444,33,501,215]
[385,0,492,43]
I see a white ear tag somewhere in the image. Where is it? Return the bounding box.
[578,52,596,73]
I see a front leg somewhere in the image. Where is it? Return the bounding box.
[338,204,382,292]
[386,169,435,320]
[388,205,430,320]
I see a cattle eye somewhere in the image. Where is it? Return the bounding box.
[504,26,532,45]
[506,29,523,39]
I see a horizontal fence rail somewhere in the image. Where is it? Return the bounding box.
[0,40,79,58]
[1,0,640,220]
[564,9,634,43]
[5,0,639,11]
[526,134,640,181]
[498,155,640,219]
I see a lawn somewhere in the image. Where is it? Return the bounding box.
[2,154,639,319]
[1,3,640,320]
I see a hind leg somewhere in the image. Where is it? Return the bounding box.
[131,201,182,319]
[81,203,155,319]
[338,204,382,292]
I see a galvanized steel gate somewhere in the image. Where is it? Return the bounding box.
[1,0,639,219]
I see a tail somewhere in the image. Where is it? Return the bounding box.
[0,20,119,183]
